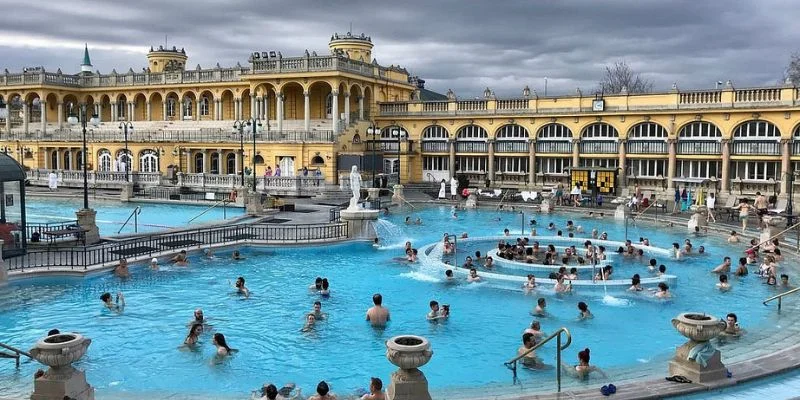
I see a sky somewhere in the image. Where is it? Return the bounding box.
[0,0,797,97]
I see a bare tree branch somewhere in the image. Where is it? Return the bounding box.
[784,52,800,84]
[597,61,654,94]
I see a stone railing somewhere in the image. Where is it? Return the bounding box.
[496,99,528,110]
[26,169,163,187]
[249,55,408,84]
[455,141,488,153]
[421,141,449,152]
[2,129,335,143]
[494,141,529,153]
[735,88,781,102]
[579,141,619,154]
[457,100,487,111]
[677,141,721,155]
[730,141,781,155]
[627,140,668,154]
[1,68,248,88]
[679,90,722,104]
[535,141,573,154]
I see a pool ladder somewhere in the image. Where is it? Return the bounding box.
[188,199,231,223]
[118,206,142,234]
[763,286,800,310]
[0,342,33,368]
[504,327,572,392]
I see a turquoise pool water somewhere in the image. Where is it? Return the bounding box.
[23,198,245,236]
[0,206,796,399]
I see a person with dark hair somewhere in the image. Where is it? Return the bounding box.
[308,380,337,400]
[320,278,330,297]
[360,377,385,400]
[212,333,232,356]
[712,257,732,274]
[114,258,130,278]
[717,274,731,291]
[310,277,323,291]
[577,302,593,320]
[517,332,542,367]
[184,323,203,346]
[234,277,250,298]
[654,282,671,298]
[366,293,390,326]
[561,348,607,379]
[629,274,642,291]
[47,329,60,336]
[532,298,548,317]
[100,292,125,312]
[312,301,326,320]
[723,313,741,336]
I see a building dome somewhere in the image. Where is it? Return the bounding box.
[329,32,373,62]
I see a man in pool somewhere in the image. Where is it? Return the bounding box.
[114,258,130,278]
[366,293,390,326]
[532,298,547,317]
[232,250,244,260]
[780,274,792,288]
[427,300,442,321]
[463,256,474,268]
[517,332,543,368]
[467,268,481,282]
[312,301,326,320]
[712,257,732,274]
[171,250,189,266]
[444,269,455,282]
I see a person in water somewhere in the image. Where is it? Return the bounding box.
[467,268,481,282]
[114,258,130,278]
[577,301,593,320]
[532,298,548,317]
[360,377,386,400]
[312,301,326,320]
[212,332,232,356]
[232,250,244,260]
[171,249,189,265]
[100,292,125,312]
[524,320,545,340]
[308,380,337,400]
[654,282,671,298]
[723,313,741,336]
[320,278,331,297]
[234,276,250,298]
[301,313,316,332]
[717,274,731,291]
[629,274,643,291]
[185,323,203,346]
[561,348,606,379]
[366,293,390,326]
[149,258,159,270]
[517,332,543,368]
[310,277,323,291]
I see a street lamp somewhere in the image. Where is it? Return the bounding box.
[367,123,380,187]
[67,103,100,209]
[233,118,262,189]
[391,125,407,185]
[118,121,133,182]
[787,171,798,226]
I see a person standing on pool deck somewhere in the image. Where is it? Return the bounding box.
[366,293,390,326]
[450,176,458,200]
[754,192,768,229]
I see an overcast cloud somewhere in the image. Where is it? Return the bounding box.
[0,0,797,97]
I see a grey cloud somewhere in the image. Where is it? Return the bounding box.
[0,0,797,97]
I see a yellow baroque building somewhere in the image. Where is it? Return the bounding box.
[2,32,800,202]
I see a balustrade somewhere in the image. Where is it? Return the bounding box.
[578,141,618,154]
[730,141,781,155]
[735,88,781,102]
[536,141,573,154]
[627,141,668,154]
[421,141,449,152]
[455,141,488,153]
[676,141,722,155]
[457,100,487,111]
[494,141,529,153]
[496,99,528,110]
[679,91,722,104]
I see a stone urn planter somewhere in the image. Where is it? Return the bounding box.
[672,313,726,342]
[30,333,94,400]
[385,335,433,400]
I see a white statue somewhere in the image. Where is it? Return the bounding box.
[348,165,363,209]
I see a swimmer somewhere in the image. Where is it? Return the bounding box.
[359,377,386,400]
[444,269,455,282]
[698,245,706,254]
[366,293,390,326]
[591,228,598,239]
[191,308,206,325]
[672,243,682,260]
[648,258,657,272]
[310,277,323,291]
[171,250,189,266]
[372,238,380,248]
[185,323,203,346]
[717,274,731,291]
[503,228,510,236]
[629,274,643,291]
[234,276,250,298]
[114,258,130,278]
[766,274,777,286]
[301,313,316,332]
[415,217,422,225]
[561,348,607,379]
[100,292,125,312]
[712,257,732,274]
[532,298,547,317]
[212,333,232,356]
[467,268,481,282]
[308,381,336,400]
[523,274,537,290]
[658,265,667,276]
[404,216,412,225]
[547,223,556,231]
[312,301,326,320]
[463,256,474,268]
[577,301,593,320]
[524,320,545,340]
[734,257,749,277]
[517,332,544,368]
[781,274,791,288]
[202,248,215,259]
[484,256,494,268]
[406,248,418,263]
[654,282,671,298]
[461,232,469,239]
[554,275,572,293]
[728,230,740,243]
[232,250,244,260]
[426,300,444,321]
[320,278,330,297]
[723,313,741,336]
[567,267,578,280]
[149,258,159,270]
[599,232,608,240]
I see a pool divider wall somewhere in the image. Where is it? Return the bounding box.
[0,239,6,283]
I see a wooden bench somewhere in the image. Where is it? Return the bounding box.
[42,228,88,246]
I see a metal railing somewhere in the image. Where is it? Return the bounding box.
[763,287,800,310]
[187,199,230,223]
[504,327,572,392]
[0,342,33,368]
[677,141,722,155]
[4,129,335,143]
[117,206,142,234]
[6,222,348,271]
[25,220,79,240]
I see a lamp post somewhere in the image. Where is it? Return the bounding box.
[118,121,133,182]
[233,118,262,189]
[391,125,407,185]
[787,171,796,226]
[367,123,380,187]
[67,103,99,209]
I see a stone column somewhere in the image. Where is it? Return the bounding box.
[146,101,151,121]
[448,139,456,179]
[202,150,209,173]
[235,151,241,175]
[528,139,536,185]
[780,139,790,196]
[618,139,627,188]
[217,150,224,175]
[720,139,730,193]
[40,100,47,135]
[250,94,256,119]
[358,96,364,120]
[4,109,10,132]
[331,90,339,133]
[344,92,351,125]
[215,99,221,121]
[110,102,117,122]
[56,149,61,170]
[68,149,74,170]
[162,102,168,121]
[487,139,495,184]
[94,104,101,121]
[303,91,311,131]
[277,93,284,132]
[129,102,135,121]
[667,138,677,191]
[22,103,29,134]
[197,100,202,121]
[264,96,269,123]
[57,102,64,130]
[572,138,580,166]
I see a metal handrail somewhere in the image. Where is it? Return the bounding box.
[0,342,33,368]
[187,199,231,223]
[763,286,800,310]
[117,206,142,234]
[389,189,416,209]
[749,221,800,252]
[495,190,510,211]
[504,327,572,392]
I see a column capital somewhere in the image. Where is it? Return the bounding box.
[303,91,309,97]
[39,100,46,105]
[344,92,350,98]
[357,95,364,100]
[251,93,256,98]
[781,138,791,145]
[332,90,339,96]
[57,101,63,105]
[277,93,285,100]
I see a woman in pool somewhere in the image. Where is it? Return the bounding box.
[320,278,331,297]
[114,258,130,278]
[234,277,250,298]
[184,323,203,346]
[301,313,316,332]
[212,333,232,357]
[671,243,682,259]
[594,265,613,281]
[654,282,671,298]
[554,275,572,293]
[629,274,642,291]
[717,274,731,291]
[577,302,593,320]
[149,258,159,270]
[561,348,606,379]
[100,292,125,312]
[523,274,537,290]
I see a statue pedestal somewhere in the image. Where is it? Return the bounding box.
[245,192,266,215]
[31,368,94,400]
[540,199,551,213]
[392,185,405,206]
[688,205,709,232]
[119,183,134,202]
[386,335,433,400]
[75,209,100,245]
[340,208,380,239]
[233,188,247,207]
[465,193,478,208]
[368,188,381,201]
[761,215,786,244]
[668,341,727,383]
[614,204,627,221]
[30,333,94,400]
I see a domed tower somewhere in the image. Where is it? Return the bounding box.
[146,45,188,73]
[328,32,373,62]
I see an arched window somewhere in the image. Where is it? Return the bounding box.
[352,133,361,144]
[677,121,722,155]
[115,150,132,172]
[628,122,667,139]
[627,122,668,155]
[254,155,264,165]
[194,153,204,173]
[182,98,193,119]
[536,123,572,153]
[50,151,58,169]
[210,152,220,174]
[495,124,529,153]
[455,125,488,153]
[116,97,127,119]
[733,120,780,139]
[63,152,72,170]
[97,149,112,172]
[200,97,210,116]
[496,124,529,140]
[581,123,619,139]
[226,153,236,174]
[421,126,449,153]
[140,150,159,173]
[166,98,177,117]
[579,123,618,154]
[311,155,324,165]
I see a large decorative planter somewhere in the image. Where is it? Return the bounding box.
[668,313,727,383]
[30,333,94,400]
[385,335,433,400]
